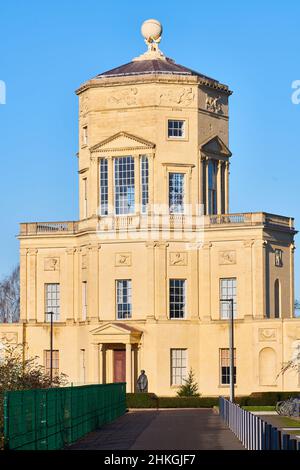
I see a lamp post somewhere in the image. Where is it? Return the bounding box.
[46,310,55,386]
[220,298,235,402]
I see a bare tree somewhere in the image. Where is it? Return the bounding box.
[0,266,20,323]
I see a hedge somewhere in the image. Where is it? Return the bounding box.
[236,392,300,406]
[126,392,300,409]
[126,394,218,408]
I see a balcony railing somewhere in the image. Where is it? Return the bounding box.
[19,212,295,236]
[20,221,78,235]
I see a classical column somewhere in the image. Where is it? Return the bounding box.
[148,154,155,214]
[92,343,99,384]
[199,155,204,210]
[19,248,27,321]
[88,244,100,322]
[73,248,80,322]
[146,242,155,319]
[189,250,199,320]
[126,343,132,392]
[217,160,222,214]
[134,155,140,214]
[65,248,75,323]
[243,240,254,318]
[99,343,105,384]
[290,243,295,318]
[27,249,38,323]
[156,243,168,320]
[205,158,209,215]
[225,161,229,214]
[90,156,98,217]
[254,240,268,319]
[199,242,212,320]
[107,156,114,215]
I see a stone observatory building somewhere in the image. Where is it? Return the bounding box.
[1,19,299,396]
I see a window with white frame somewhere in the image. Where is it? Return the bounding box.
[45,283,60,322]
[100,159,108,215]
[170,279,186,319]
[83,178,88,218]
[116,280,132,319]
[169,173,184,214]
[44,350,59,376]
[171,349,187,385]
[140,156,149,213]
[114,156,135,215]
[220,348,236,385]
[220,278,237,319]
[168,120,185,138]
[208,160,217,215]
[82,281,87,320]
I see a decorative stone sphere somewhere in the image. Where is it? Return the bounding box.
[141,19,162,42]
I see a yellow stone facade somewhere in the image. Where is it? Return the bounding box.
[1,25,299,396]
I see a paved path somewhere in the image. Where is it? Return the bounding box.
[68,409,245,450]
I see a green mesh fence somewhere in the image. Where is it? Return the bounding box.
[4,383,126,450]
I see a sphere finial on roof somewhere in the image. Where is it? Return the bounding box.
[141,19,163,44]
[133,19,166,62]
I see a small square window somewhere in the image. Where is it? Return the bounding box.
[168,120,185,138]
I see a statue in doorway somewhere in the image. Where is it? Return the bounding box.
[137,370,148,392]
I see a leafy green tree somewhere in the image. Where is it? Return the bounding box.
[177,368,200,397]
[0,344,68,448]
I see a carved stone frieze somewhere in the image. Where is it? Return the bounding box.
[44,257,60,271]
[115,253,132,266]
[258,328,277,342]
[219,251,236,265]
[169,252,187,266]
[159,87,195,106]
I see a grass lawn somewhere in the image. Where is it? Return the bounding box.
[242,406,275,411]
[277,416,300,428]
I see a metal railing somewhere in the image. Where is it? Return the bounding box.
[4,383,126,450]
[219,397,300,450]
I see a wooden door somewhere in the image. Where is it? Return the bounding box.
[113,350,126,383]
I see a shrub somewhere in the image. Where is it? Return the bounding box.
[126,393,159,408]
[177,369,200,397]
[0,344,68,449]
[159,397,218,408]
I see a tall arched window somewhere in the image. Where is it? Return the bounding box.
[274,279,281,318]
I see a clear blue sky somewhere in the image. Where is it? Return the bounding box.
[0,1,299,297]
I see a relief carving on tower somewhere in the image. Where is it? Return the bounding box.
[206,94,223,114]
[258,328,277,342]
[169,252,187,266]
[44,257,60,271]
[0,332,18,344]
[219,251,236,265]
[115,253,132,266]
[159,87,195,106]
[108,88,138,106]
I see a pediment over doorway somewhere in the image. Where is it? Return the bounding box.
[200,135,232,157]
[90,322,142,344]
[90,131,155,153]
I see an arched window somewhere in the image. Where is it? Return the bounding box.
[259,347,276,385]
[274,279,281,318]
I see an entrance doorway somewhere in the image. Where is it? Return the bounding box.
[113,349,126,383]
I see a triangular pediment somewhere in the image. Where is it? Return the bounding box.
[90,322,142,337]
[200,135,232,157]
[90,132,155,153]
